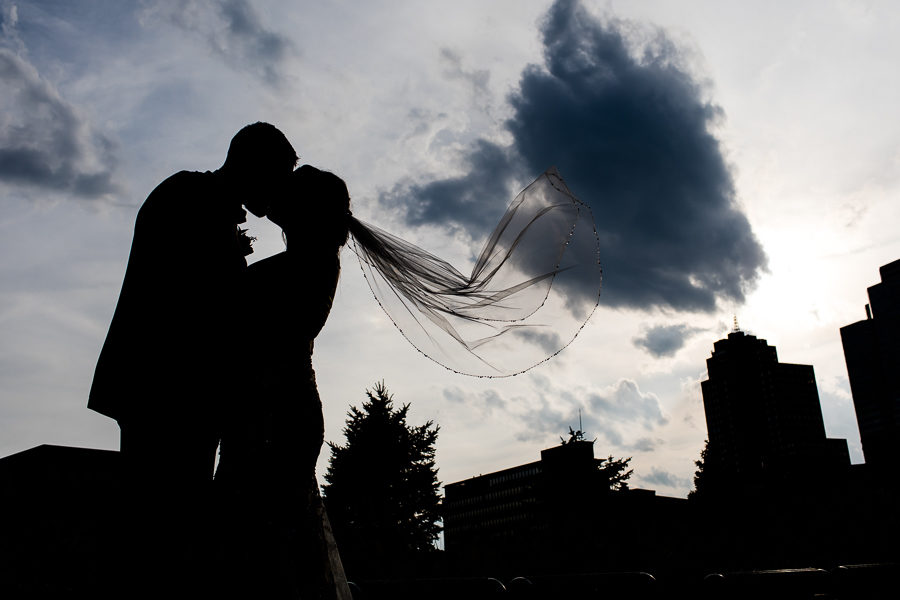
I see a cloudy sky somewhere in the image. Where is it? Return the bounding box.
[3,0,899,498]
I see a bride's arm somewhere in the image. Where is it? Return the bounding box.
[303,251,340,340]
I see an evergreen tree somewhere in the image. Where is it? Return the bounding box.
[559,427,632,491]
[598,454,633,491]
[323,382,441,576]
[688,439,713,500]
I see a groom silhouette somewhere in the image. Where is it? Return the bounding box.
[89,122,298,482]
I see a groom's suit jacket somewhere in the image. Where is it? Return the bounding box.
[89,171,246,426]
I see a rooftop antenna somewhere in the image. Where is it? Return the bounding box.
[579,408,583,434]
[732,315,741,332]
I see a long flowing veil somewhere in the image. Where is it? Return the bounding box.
[348,167,601,377]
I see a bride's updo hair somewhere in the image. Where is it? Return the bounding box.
[269,165,351,251]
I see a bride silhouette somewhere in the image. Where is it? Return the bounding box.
[215,163,600,597]
[215,165,352,599]
[216,165,347,488]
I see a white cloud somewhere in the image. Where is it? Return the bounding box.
[496,376,670,452]
[140,0,295,86]
[637,466,692,491]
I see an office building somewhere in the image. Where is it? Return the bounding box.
[442,438,687,573]
[840,258,900,471]
[701,329,849,489]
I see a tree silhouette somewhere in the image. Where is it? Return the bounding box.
[688,439,715,500]
[598,455,633,491]
[323,381,441,577]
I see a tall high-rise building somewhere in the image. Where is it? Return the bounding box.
[840,258,900,471]
[700,329,849,488]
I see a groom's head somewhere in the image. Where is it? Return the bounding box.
[221,122,298,217]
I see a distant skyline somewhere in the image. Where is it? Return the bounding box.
[3,0,900,497]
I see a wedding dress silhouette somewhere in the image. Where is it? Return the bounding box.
[216,165,352,599]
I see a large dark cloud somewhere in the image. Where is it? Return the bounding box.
[383,0,766,313]
[381,139,522,236]
[145,0,294,86]
[633,323,704,358]
[0,49,120,200]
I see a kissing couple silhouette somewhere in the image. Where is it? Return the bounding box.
[89,122,600,597]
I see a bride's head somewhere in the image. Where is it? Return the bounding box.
[268,165,351,250]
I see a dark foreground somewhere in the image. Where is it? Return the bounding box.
[348,565,897,600]
[2,445,897,599]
